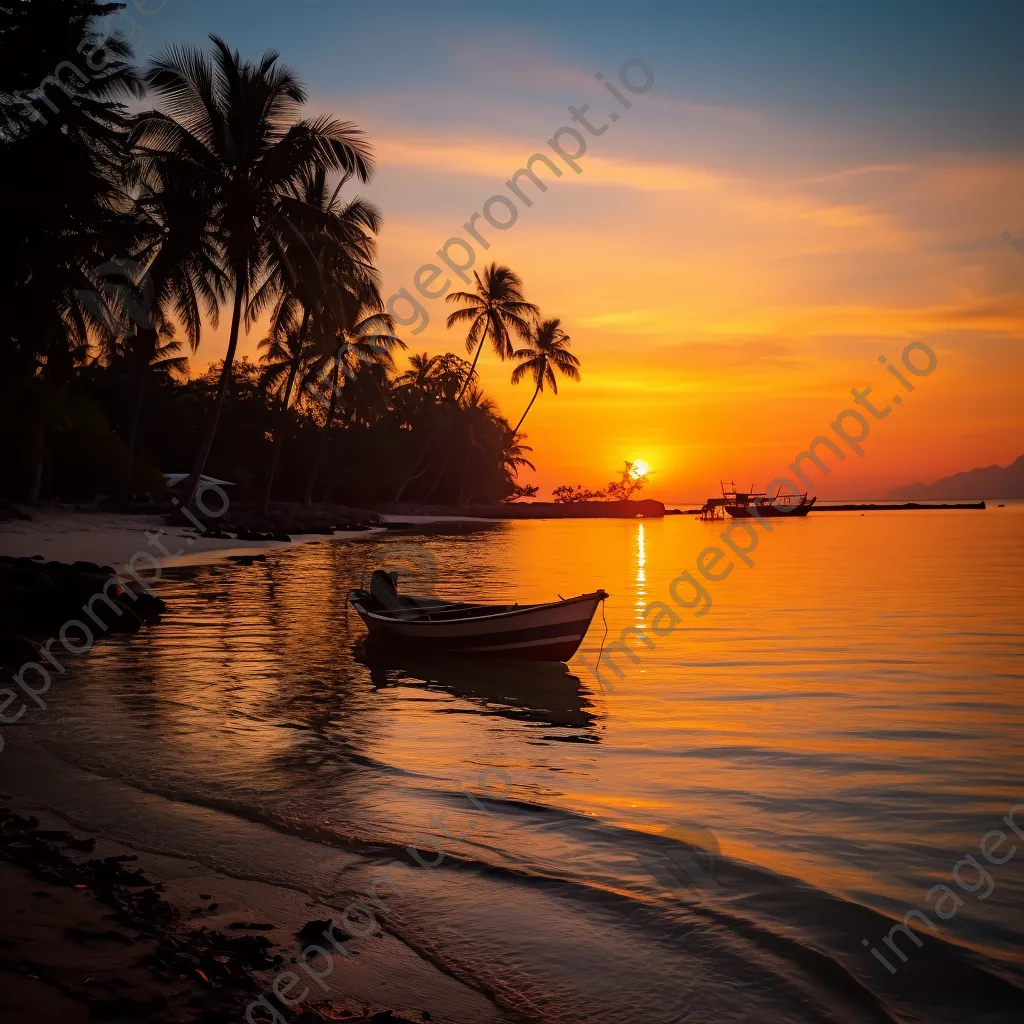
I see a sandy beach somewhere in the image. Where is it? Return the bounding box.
[0,508,382,569]
[0,801,508,1023]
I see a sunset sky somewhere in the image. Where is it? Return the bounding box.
[125,0,1024,500]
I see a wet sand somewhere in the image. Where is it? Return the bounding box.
[0,802,513,1023]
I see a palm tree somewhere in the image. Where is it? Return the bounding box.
[131,35,374,508]
[502,430,536,479]
[1,1,144,499]
[258,166,379,316]
[131,159,226,358]
[257,311,318,513]
[510,318,580,433]
[460,386,500,415]
[303,301,404,505]
[340,362,394,428]
[445,263,537,401]
[432,353,478,403]
[107,325,189,479]
[89,244,217,486]
[253,162,384,510]
[421,387,498,504]
[396,352,439,394]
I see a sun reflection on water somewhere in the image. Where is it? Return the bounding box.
[635,522,647,621]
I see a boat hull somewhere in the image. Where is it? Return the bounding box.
[350,591,606,662]
[725,496,817,518]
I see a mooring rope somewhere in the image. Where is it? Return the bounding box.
[594,596,609,676]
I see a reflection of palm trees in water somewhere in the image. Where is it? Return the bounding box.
[86,545,389,794]
[252,544,392,784]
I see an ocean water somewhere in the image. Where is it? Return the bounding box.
[3,507,1023,1023]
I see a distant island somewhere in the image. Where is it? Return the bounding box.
[886,455,1024,499]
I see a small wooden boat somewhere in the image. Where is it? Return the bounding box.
[349,571,608,662]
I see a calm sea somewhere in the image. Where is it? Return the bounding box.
[3,506,1023,1023]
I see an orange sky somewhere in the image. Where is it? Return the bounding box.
[165,18,1024,501]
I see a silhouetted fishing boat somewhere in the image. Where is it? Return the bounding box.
[701,481,816,519]
[349,571,608,661]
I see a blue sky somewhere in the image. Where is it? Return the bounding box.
[127,0,1022,150]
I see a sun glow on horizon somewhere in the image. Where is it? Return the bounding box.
[631,460,651,479]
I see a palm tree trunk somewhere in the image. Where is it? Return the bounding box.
[261,307,309,515]
[422,446,455,502]
[126,374,146,484]
[455,322,488,402]
[393,441,435,500]
[512,383,541,434]
[304,355,340,506]
[261,366,298,515]
[28,422,46,503]
[184,282,244,510]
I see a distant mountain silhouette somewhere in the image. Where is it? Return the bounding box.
[886,455,1024,499]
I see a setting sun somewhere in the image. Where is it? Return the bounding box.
[630,460,650,479]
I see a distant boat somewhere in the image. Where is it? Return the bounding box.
[705,481,816,519]
[349,571,608,662]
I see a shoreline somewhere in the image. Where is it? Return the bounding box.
[0,509,384,570]
[0,510,385,668]
[373,498,666,520]
[1,501,1002,572]
[0,797,512,1024]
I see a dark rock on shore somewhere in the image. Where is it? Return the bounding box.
[0,632,42,665]
[234,528,274,542]
[0,500,32,521]
[166,501,381,539]
[296,918,346,944]
[0,810,154,891]
[0,554,165,653]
